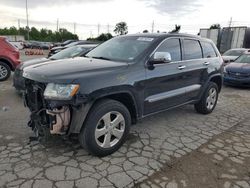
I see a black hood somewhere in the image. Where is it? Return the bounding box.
[225,62,250,73]
[23,57,129,83]
[19,58,49,70]
[51,46,66,51]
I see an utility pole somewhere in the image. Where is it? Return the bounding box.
[25,0,29,40]
[107,24,110,33]
[18,19,20,35]
[229,17,233,28]
[97,24,100,36]
[74,22,76,34]
[56,19,59,32]
[151,20,154,33]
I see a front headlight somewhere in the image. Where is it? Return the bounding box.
[44,83,80,100]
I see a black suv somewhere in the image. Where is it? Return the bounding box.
[22,33,223,156]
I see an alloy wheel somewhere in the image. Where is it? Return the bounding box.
[0,65,8,79]
[206,87,217,110]
[95,111,125,148]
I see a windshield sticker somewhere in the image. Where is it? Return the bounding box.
[137,37,154,42]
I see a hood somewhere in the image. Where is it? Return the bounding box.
[23,57,129,83]
[51,46,65,51]
[222,56,238,61]
[225,62,250,73]
[19,58,49,70]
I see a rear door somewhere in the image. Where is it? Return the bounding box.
[182,38,209,100]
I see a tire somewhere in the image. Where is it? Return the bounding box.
[0,62,11,81]
[79,99,131,157]
[194,82,219,114]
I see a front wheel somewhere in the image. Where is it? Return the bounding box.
[0,62,11,81]
[195,82,219,114]
[79,99,131,157]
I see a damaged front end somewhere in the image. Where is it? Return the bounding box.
[23,79,87,141]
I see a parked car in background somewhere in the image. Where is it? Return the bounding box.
[10,41,24,50]
[223,53,250,87]
[22,41,53,49]
[0,37,20,81]
[222,48,250,64]
[60,40,78,47]
[48,40,99,57]
[13,44,97,91]
[22,33,223,156]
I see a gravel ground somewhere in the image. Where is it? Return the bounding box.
[0,52,250,188]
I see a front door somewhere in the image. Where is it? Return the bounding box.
[143,38,190,115]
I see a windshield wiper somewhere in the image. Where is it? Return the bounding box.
[90,56,111,61]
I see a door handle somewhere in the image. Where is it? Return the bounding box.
[178,65,186,70]
[204,62,210,66]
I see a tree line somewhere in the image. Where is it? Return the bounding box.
[0,26,78,42]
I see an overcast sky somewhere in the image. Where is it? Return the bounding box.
[0,0,249,39]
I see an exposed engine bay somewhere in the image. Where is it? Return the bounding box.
[24,79,72,140]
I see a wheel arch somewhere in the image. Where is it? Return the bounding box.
[209,74,222,92]
[0,57,14,71]
[70,89,140,134]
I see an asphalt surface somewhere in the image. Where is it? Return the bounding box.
[0,52,250,188]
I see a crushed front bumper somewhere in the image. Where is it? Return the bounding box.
[23,79,92,140]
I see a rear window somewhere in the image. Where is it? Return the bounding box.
[200,41,217,58]
[4,38,18,50]
[183,39,202,60]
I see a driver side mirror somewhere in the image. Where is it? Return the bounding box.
[147,52,172,70]
[151,52,172,64]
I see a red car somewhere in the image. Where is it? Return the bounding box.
[0,37,21,81]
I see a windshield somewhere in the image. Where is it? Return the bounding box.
[85,36,155,62]
[223,49,245,56]
[235,54,250,64]
[50,46,89,60]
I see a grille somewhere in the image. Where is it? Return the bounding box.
[228,71,250,79]
[25,79,47,112]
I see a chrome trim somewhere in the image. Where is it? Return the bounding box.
[146,84,201,103]
[178,65,186,70]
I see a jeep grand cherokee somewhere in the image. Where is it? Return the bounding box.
[22,33,223,156]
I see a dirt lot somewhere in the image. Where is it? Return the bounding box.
[0,52,250,188]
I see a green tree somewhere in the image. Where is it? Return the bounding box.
[210,24,221,29]
[114,22,128,35]
[169,25,181,33]
[0,26,78,42]
[87,33,113,42]
[30,27,40,40]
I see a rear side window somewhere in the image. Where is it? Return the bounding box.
[200,41,217,58]
[156,38,181,61]
[183,39,202,60]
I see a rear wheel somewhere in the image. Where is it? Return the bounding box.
[195,82,219,114]
[79,99,131,157]
[0,62,11,81]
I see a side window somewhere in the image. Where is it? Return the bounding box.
[156,38,181,61]
[200,41,217,58]
[183,39,202,60]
